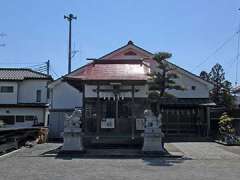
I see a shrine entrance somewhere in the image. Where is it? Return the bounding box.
[82,83,147,145]
[85,98,134,136]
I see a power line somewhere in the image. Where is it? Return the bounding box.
[192,31,238,71]
[50,66,59,78]
[235,8,240,86]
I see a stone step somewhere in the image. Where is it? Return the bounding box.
[58,148,183,158]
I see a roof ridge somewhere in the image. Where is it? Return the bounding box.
[0,67,51,77]
[99,41,153,59]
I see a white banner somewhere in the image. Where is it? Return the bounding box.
[101,118,115,129]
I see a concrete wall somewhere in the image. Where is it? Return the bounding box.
[50,82,82,109]
[0,82,18,104]
[18,80,48,104]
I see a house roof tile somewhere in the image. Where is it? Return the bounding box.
[0,68,52,80]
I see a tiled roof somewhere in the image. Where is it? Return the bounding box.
[0,68,52,80]
[65,60,149,81]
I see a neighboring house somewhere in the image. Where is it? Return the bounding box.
[233,86,240,108]
[48,79,82,110]
[47,78,82,138]
[49,41,214,141]
[0,68,52,128]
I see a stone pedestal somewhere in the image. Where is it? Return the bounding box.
[60,109,85,152]
[142,128,164,152]
[142,109,165,153]
[62,129,84,151]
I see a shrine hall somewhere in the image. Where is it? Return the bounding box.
[58,41,213,145]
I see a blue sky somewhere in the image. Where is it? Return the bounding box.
[0,0,240,84]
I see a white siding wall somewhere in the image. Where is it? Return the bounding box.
[0,82,18,104]
[18,80,48,104]
[51,82,82,109]
[0,107,46,128]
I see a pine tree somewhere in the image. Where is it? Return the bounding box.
[148,52,184,113]
[199,71,210,81]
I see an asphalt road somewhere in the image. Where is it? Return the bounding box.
[0,143,240,180]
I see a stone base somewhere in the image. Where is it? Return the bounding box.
[142,136,164,153]
[61,132,84,151]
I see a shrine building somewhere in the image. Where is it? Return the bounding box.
[48,41,214,145]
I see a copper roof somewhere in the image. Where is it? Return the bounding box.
[0,68,52,80]
[65,60,149,81]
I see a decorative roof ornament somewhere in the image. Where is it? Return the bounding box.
[127,40,134,45]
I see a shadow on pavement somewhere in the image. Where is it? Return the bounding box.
[143,157,192,166]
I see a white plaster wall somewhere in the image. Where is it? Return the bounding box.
[0,107,46,128]
[85,85,97,98]
[234,93,240,108]
[18,80,48,104]
[166,73,210,98]
[51,82,82,109]
[0,81,18,104]
[134,85,148,98]
[85,84,148,98]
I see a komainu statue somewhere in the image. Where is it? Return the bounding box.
[64,109,82,131]
[61,109,84,152]
[142,109,164,153]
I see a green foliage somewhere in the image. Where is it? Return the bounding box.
[200,63,235,109]
[148,52,184,98]
[199,71,210,81]
[218,112,235,135]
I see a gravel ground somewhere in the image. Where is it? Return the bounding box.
[0,143,240,180]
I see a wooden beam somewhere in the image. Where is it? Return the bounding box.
[82,85,87,133]
[115,94,119,133]
[131,85,135,139]
[206,107,211,137]
[96,84,100,135]
[92,89,139,93]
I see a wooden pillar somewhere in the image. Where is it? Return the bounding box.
[82,85,87,133]
[206,107,211,137]
[131,85,135,139]
[115,94,119,133]
[177,109,180,135]
[166,108,168,136]
[96,84,100,135]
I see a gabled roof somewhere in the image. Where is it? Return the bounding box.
[0,68,52,81]
[52,41,213,88]
[98,41,213,88]
[65,59,150,82]
[99,40,153,59]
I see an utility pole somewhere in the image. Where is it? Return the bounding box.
[64,14,77,74]
[46,60,50,75]
[235,9,240,86]
[0,32,7,47]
